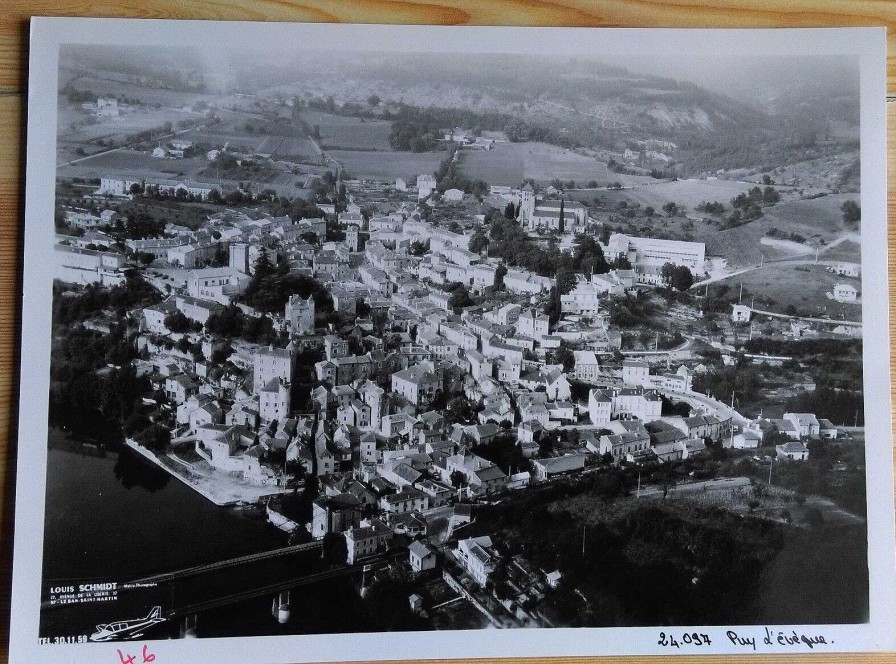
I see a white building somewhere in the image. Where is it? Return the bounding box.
[572,350,600,382]
[417,174,437,200]
[285,294,315,336]
[391,362,440,408]
[603,233,705,284]
[455,536,497,587]
[731,304,752,323]
[621,359,649,386]
[832,283,859,302]
[253,346,293,394]
[518,308,549,340]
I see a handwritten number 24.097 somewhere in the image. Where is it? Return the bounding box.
[658,632,712,648]
[117,645,155,664]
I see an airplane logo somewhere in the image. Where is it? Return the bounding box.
[89,606,166,642]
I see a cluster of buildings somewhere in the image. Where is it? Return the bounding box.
[52,164,845,622]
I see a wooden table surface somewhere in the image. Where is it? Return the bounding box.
[0,2,895,663]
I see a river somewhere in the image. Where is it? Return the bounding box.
[40,429,384,641]
[43,428,287,584]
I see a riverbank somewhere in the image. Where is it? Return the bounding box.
[124,439,292,506]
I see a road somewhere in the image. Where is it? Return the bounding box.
[675,389,750,428]
[58,123,208,169]
[131,540,324,585]
[693,233,861,288]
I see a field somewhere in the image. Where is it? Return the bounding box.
[57,150,210,179]
[595,178,784,212]
[57,104,197,145]
[698,194,859,268]
[329,149,448,182]
[255,135,320,160]
[460,141,654,187]
[300,110,393,151]
[819,239,861,263]
[713,263,861,320]
[61,74,219,109]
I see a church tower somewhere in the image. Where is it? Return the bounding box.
[518,182,536,228]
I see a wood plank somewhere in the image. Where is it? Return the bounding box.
[0,1,894,92]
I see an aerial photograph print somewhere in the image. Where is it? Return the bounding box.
[31,25,883,655]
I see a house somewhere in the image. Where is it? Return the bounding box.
[455,535,497,587]
[830,261,860,278]
[311,493,362,538]
[408,541,437,573]
[417,174,437,200]
[165,373,198,405]
[572,350,600,382]
[772,418,801,441]
[776,441,810,461]
[531,454,585,480]
[344,520,392,564]
[285,294,315,336]
[588,388,612,425]
[395,178,407,192]
[380,487,429,514]
[818,419,839,439]
[259,378,291,424]
[518,309,549,340]
[783,412,820,439]
[621,359,649,386]
[391,362,441,408]
[731,304,752,323]
[443,188,464,202]
[253,346,293,394]
[442,449,507,495]
[832,283,859,302]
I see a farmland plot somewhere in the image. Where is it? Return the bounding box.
[300,111,393,151]
[329,149,448,181]
[460,141,655,187]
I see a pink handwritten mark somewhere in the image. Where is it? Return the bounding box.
[116,645,156,664]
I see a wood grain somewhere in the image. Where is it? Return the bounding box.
[0,3,894,664]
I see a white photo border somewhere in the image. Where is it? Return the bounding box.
[10,17,895,664]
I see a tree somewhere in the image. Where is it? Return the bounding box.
[553,346,575,372]
[409,240,429,256]
[450,470,468,489]
[555,267,577,296]
[645,206,655,218]
[468,229,489,254]
[445,395,477,425]
[211,243,228,267]
[493,264,507,291]
[135,424,171,452]
[164,310,191,333]
[841,200,861,228]
[448,284,473,311]
[321,531,348,565]
[662,201,679,217]
[367,94,381,107]
[660,263,694,291]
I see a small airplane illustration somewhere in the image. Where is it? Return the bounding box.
[89,606,166,642]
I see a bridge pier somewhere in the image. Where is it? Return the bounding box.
[358,563,372,598]
[272,590,290,624]
[179,614,198,639]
